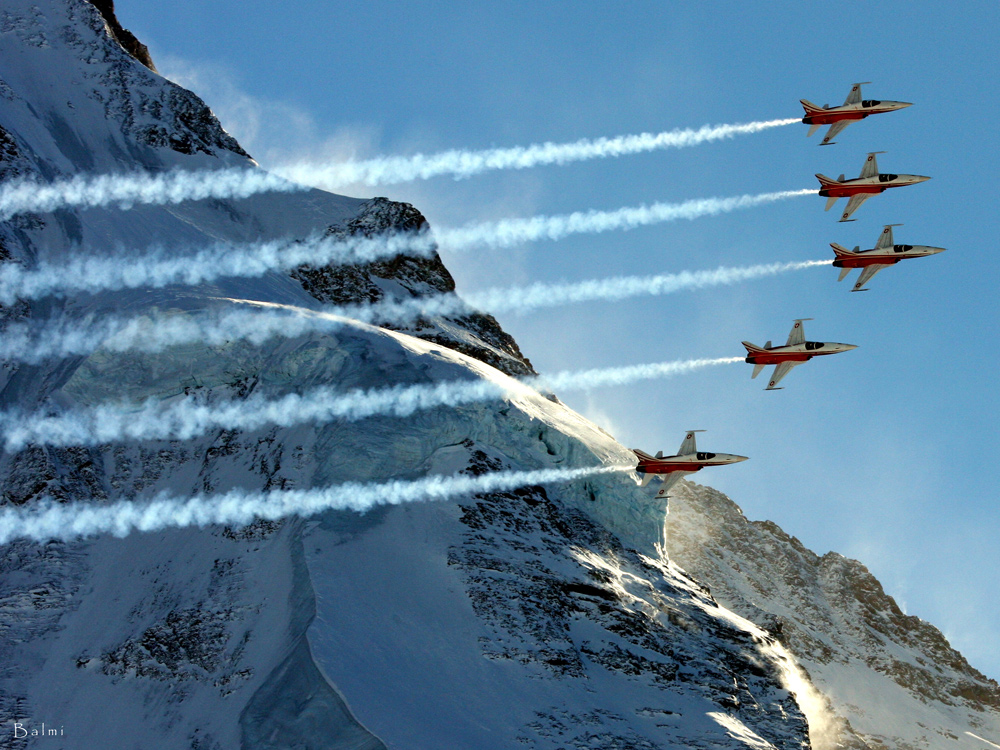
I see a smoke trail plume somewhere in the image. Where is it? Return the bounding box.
[466,259,831,312]
[277,118,801,187]
[0,167,305,222]
[0,230,434,307]
[0,259,829,364]
[0,118,798,220]
[0,464,627,544]
[0,189,813,305]
[434,189,815,250]
[0,357,741,450]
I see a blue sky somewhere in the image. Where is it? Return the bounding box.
[118,1,999,678]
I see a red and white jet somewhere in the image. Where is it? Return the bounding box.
[742,319,857,390]
[801,82,912,146]
[816,151,930,222]
[832,224,946,292]
[633,430,748,499]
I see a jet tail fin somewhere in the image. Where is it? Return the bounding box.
[655,451,663,459]
[742,341,766,356]
[816,173,839,188]
[807,123,821,137]
[825,196,840,211]
[838,267,852,282]
[831,242,856,258]
[752,363,766,379]
[639,472,654,487]
[800,99,823,114]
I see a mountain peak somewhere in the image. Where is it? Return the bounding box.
[666,480,1000,748]
[86,0,156,72]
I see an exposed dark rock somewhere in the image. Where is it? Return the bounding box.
[666,482,1000,747]
[86,0,156,72]
[295,197,536,377]
[448,460,810,748]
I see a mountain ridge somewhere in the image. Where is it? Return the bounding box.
[666,480,1000,749]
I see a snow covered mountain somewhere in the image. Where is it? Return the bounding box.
[0,2,993,749]
[666,481,1000,750]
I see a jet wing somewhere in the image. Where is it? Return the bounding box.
[840,193,873,222]
[766,361,800,390]
[859,152,880,180]
[786,319,807,347]
[677,430,702,456]
[844,82,865,106]
[820,120,851,146]
[874,224,896,251]
[653,472,684,500]
[853,264,891,291]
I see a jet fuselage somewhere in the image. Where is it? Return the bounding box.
[743,341,857,366]
[833,244,946,269]
[818,173,930,199]
[633,449,748,476]
[801,99,911,126]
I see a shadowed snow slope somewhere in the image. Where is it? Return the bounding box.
[0,2,817,748]
[666,481,1000,750]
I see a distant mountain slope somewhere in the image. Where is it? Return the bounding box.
[666,480,1000,750]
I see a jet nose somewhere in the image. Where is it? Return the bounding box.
[841,344,859,352]
[913,175,932,183]
[927,246,947,255]
[893,101,914,110]
[730,455,750,464]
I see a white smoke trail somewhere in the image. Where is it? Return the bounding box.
[0,188,813,305]
[0,167,304,222]
[434,189,815,250]
[538,357,743,392]
[0,464,628,544]
[0,357,742,451]
[0,118,798,220]
[277,118,801,187]
[0,230,433,307]
[467,259,831,312]
[0,259,830,364]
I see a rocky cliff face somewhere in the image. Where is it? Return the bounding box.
[87,0,156,72]
[291,196,536,377]
[665,480,1000,750]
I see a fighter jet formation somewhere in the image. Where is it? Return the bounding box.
[634,82,942,496]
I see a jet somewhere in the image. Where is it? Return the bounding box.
[816,151,930,222]
[633,430,748,499]
[832,224,946,292]
[742,319,857,390]
[801,82,912,146]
